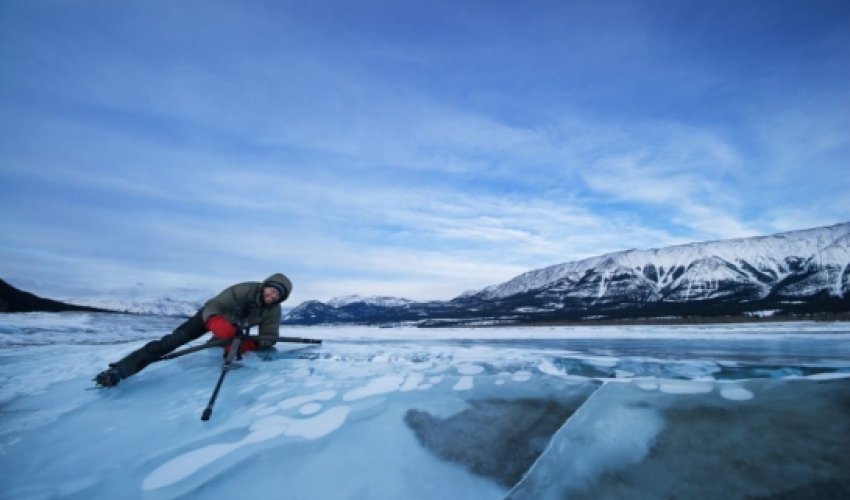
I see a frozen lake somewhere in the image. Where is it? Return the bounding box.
[1,313,849,499]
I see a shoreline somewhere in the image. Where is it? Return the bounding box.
[484,312,850,328]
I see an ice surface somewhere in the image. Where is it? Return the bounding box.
[1,313,849,499]
[142,405,353,490]
[509,377,850,499]
[717,383,754,401]
[343,375,405,401]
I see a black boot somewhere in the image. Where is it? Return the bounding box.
[94,366,122,388]
[256,344,278,361]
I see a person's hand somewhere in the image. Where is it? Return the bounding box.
[240,338,257,353]
[223,338,257,358]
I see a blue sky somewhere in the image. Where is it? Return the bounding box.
[1,0,849,305]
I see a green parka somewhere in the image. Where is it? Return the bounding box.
[201,273,292,343]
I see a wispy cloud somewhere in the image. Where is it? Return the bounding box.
[2,0,848,304]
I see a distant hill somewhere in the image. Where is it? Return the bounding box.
[60,296,203,317]
[0,279,113,313]
[285,222,850,326]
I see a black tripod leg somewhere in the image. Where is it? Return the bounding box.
[201,336,243,421]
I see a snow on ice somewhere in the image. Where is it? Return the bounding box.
[1,313,849,499]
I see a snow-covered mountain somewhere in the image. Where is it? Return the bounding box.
[477,222,850,302]
[285,222,850,326]
[287,296,421,325]
[64,296,204,317]
[327,295,415,308]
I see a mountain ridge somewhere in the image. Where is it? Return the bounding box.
[61,297,203,317]
[0,279,114,314]
[284,222,850,326]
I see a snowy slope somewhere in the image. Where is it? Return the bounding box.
[286,222,850,325]
[477,222,850,301]
[327,295,414,308]
[64,297,204,316]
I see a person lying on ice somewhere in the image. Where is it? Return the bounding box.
[94,273,292,388]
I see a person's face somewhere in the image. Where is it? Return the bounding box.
[262,286,281,305]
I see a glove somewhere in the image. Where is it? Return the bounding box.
[206,315,237,339]
[223,338,257,358]
[207,316,258,357]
